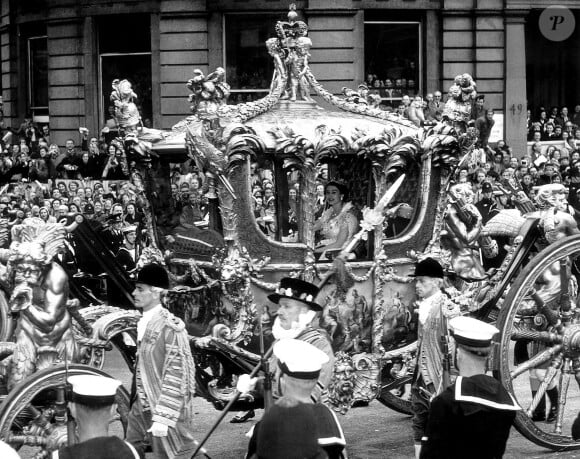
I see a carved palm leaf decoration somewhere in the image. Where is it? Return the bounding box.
[223,124,266,168]
[354,128,420,205]
[270,124,349,248]
[420,124,462,171]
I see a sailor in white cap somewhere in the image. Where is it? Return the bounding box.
[246,339,346,459]
[115,224,138,272]
[52,374,140,459]
[420,317,520,459]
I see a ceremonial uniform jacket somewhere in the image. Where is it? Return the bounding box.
[420,374,520,459]
[135,307,197,459]
[246,402,347,459]
[271,326,335,403]
[415,291,459,394]
[53,436,140,459]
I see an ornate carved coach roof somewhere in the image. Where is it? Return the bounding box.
[144,4,420,156]
[245,102,418,150]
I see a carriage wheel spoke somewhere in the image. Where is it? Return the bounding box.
[510,328,562,344]
[555,358,571,434]
[559,259,572,315]
[526,354,563,417]
[511,345,562,379]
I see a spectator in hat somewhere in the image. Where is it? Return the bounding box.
[247,339,346,459]
[83,203,94,218]
[126,263,198,459]
[101,213,125,254]
[411,257,460,459]
[475,182,498,225]
[420,317,519,459]
[234,277,335,423]
[53,374,140,459]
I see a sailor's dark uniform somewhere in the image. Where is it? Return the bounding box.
[420,374,520,459]
[247,402,347,459]
[53,436,140,459]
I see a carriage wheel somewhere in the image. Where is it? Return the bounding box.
[0,365,130,455]
[496,234,580,450]
[376,347,416,415]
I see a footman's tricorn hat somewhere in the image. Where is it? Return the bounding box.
[136,263,170,290]
[268,277,322,311]
[410,257,444,278]
[68,374,121,406]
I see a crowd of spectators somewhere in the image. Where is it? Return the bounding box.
[0,117,133,184]
[0,115,159,281]
[452,139,580,225]
[527,106,580,153]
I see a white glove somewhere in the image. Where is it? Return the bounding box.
[148,422,169,437]
[236,374,258,394]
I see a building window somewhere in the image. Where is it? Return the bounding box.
[224,13,279,104]
[27,35,49,116]
[526,9,580,117]
[364,21,422,108]
[98,15,152,127]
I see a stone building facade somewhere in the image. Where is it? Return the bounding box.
[0,0,578,155]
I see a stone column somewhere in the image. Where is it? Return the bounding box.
[505,13,528,157]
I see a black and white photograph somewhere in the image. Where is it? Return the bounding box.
[0,1,578,458]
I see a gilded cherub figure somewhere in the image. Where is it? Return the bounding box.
[285,36,313,102]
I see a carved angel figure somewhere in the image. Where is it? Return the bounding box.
[2,218,78,389]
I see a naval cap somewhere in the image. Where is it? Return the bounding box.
[450,316,498,351]
[122,224,137,234]
[274,338,329,380]
[68,374,122,406]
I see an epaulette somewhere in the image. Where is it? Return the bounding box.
[160,307,186,331]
